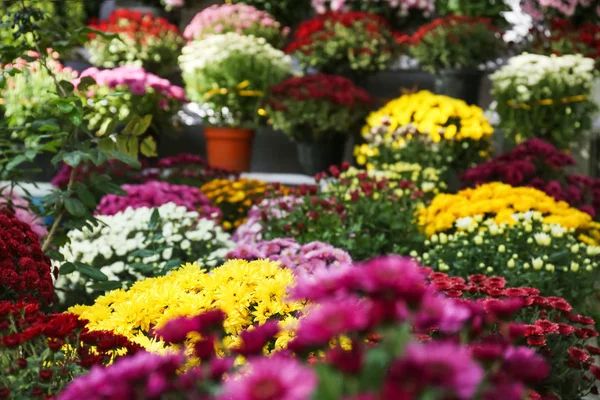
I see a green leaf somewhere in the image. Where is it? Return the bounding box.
[89,149,107,166]
[64,197,86,217]
[162,259,182,271]
[77,264,108,281]
[76,76,96,92]
[123,114,153,136]
[69,112,83,126]
[130,249,156,258]
[57,102,74,113]
[149,208,160,230]
[131,263,154,274]
[75,185,97,209]
[548,250,570,263]
[98,137,116,152]
[59,262,76,275]
[97,118,118,137]
[6,155,27,171]
[140,136,157,157]
[89,281,122,291]
[62,152,82,167]
[109,150,141,168]
[46,250,65,262]
[57,81,75,95]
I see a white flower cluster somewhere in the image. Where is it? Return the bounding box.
[56,202,234,293]
[491,53,596,102]
[179,33,292,73]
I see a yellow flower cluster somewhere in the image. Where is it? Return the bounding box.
[362,90,494,142]
[329,164,445,196]
[69,260,304,353]
[419,183,593,237]
[200,179,288,230]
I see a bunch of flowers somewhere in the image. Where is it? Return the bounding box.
[74,66,186,138]
[408,15,504,73]
[179,33,293,128]
[232,196,303,244]
[286,11,398,78]
[224,0,313,28]
[200,179,288,231]
[228,238,352,275]
[61,256,552,399]
[418,182,594,237]
[1,51,78,129]
[97,181,221,221]
[418,211,599,313]
[255,164,429,260]
[311,0,434,30]
[86,9,184,77]
[0,300,142,399]
[55,203,234,306]
[535,19,600,65]
[1,188,47,238]
[355,90,494,172]
[522,0,600,22]
[462,138,600,218]
[183,4,289,49]
[69,259,304,352]
[435,0,510,26]
[264,74,373,142]
[0,209,55,305]
[425,270,600,399]
[490,53,598,149]
[331,164,446,197]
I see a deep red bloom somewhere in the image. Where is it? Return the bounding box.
[327,342,363,375]
[590,365,600,380]
[568,347,590,363]
[534,320,559,334]
[234,321,279,357]
[193,336,216,360]
[39,369,52,380]
[557,323,576,336]
[575,328,599,339]
[526,335,547,347]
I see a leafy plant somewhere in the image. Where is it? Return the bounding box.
[408,15,504,73]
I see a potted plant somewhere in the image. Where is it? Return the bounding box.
[86,9,183,78]
[311,0,434,31]
[183,3,289,49]
[408,15,504,105]
[522,0,600,24]
[490,53,597,150]
[264,74,373,175]
[179,32,293,172]
[285,11,398,80]
[225,0,312,29]
[73,66,187,156]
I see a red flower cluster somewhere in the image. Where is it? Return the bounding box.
[0,300,142,399]
[409,15,497,45]
[88,9,179,40]
[0,210,55,305]
[287,11,391,53]
[268,74,372,108]
[462,138,600,218]
[547,19,600,63]
[424,270,600,396]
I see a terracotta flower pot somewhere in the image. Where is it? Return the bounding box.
[204,126,255,172]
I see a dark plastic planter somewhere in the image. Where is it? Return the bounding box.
[434,70,485,105]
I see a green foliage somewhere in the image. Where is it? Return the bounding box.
[409,16,504,73]
[0,2,152,253]
[435,0,510,26]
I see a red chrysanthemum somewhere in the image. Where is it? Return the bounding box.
[0,209,55,304]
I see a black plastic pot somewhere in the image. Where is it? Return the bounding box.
[296,136,347,176]
[434,70,485,105]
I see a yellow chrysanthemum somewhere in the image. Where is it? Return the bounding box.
[69,260,304,353]
[419,183,593,237]
[362,90,494,143]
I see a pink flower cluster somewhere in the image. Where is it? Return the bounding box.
[228,238,351,275]
[60,256,552,400]
[183,3,289,40]
[312,0,435,15]
[73,66,186,101]
[461,138,600,218]
[0,189,47,238]
[97,181,221,220]
[232,196,303,244]
[522,0,600,19]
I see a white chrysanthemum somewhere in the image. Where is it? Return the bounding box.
[533,232,551,246]
[56,202,234,294]
[455,216,474,230]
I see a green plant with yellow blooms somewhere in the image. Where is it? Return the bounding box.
[416,211,599,314]
[355,90,494,174]
[69,260,304,355]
